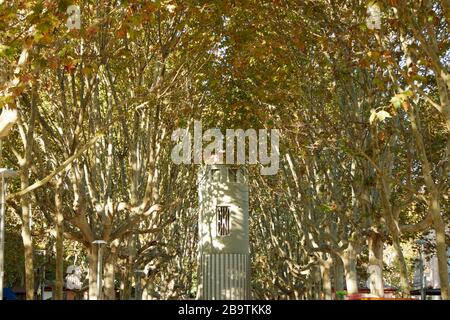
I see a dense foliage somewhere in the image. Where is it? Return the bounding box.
[0,0,448,300]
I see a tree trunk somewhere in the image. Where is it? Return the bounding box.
[142,287,149,300]
[368,231,384,297]
[88,246,98,300]
[342,242,359,295]
[20,172,34,300]
[320,259,333,300]
[378,174,410,296]
[304,277,312,299]
[333,256,345,296]
[54,180,64,300]
[313,266,322,299]
[430,203,449,300]
[120,256,132,300]
[393,236,411,297]
[407,104,449,299]
[104,249,116,300]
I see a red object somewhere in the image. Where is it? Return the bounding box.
[345,293,417,300]
[345,293,364,300]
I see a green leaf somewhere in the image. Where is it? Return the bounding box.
[370,109,391,124]
[0,44,9,57]
[390,91,412,109]
[376,110,391,122]
[390,96,402,109]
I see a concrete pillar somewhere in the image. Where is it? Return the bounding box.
[197,164,250,299]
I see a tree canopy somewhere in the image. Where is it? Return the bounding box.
[0,0,448,300]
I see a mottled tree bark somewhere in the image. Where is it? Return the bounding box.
[368,231,384,297]
[333,256,345,296]
[104,248,117,300]
[54,179,64,300]
[88,247,98,300]
[320,258,333,300]
[342,242,359,295]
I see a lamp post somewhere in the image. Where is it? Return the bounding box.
[0,168,18,300]
[92,240,107,300]
[416,239,426,300]
[134,269,145,300]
